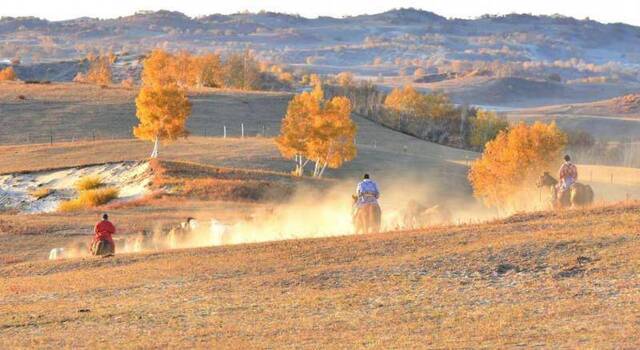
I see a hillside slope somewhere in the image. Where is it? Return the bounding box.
[1,203,639,348]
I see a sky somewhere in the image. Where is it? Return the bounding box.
[3,0,640,26]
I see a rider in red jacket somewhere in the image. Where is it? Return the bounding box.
[92,213,116,255]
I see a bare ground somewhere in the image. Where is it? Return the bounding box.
[1,202,640,348]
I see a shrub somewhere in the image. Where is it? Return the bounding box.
[74,175,103,191]
[58,187,119,212]
[30,187,52,200]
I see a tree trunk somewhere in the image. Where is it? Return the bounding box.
[150,136,159,158]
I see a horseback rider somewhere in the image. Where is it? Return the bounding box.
[352,173,382,233]
[91,213,116,257]
[558,155,578,193]
[356,173,380,207]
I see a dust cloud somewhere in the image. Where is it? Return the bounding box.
[49,176,539,260]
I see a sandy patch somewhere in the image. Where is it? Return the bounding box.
[0,161,152,213]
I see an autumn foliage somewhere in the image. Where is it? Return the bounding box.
[133,83,192,148]
[74,52,114,85]
[141,48,263,90]
[468,122,567,209]
[0,67,17,81]
[276,83,356,177]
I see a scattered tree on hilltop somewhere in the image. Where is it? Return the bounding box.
[133,83,192,158]
[468,122,567,209]
[0,67,17,81]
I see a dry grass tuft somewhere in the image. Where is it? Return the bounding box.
[58,187,119,212]
[74,175,103,192]
[29,187,52,200]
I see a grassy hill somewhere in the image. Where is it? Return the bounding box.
[1,202,639,348]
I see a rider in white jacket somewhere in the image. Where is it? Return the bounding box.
[356,173,380,207]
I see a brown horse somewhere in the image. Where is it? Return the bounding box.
[537,172,594,209]
[352,195,381,234]
[402,200,452,229]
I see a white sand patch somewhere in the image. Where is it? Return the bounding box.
[0,161,152,213]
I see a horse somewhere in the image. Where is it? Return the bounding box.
[401,200,452,229]
[352,195,381,234]
[537,172,594,209]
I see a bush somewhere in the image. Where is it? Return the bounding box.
[58,187,119,212]
[74,176,103,191]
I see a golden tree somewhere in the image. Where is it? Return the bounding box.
[276,86,356,177]
[141,49,176,87]
[0,67,17,81]
[194,53,223,88]
[468,122,567,209]
[85,53,112,85]
[275,91,320,176]
[172,50,197,88]
[307,96,357,177]
[133,83,192,158]
[384,85,427,116]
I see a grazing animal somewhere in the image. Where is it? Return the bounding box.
[537,172,594,209]
[352,195,381,234]
[402,200,451,229]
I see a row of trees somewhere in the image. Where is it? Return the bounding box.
[74,52,115,85]
[325,83,509,151]
[276,82,356,177]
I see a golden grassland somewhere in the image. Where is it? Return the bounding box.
[1,202,640,348]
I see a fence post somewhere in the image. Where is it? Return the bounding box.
[241,123,244,138]
[223,125,227,139]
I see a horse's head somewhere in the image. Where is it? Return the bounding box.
[537,172,558,188]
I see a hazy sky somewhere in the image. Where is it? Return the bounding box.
[3,0,640,26]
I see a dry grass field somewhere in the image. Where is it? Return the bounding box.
[0,82,291,144]
[2,202,640,348]
[2,82,640,348]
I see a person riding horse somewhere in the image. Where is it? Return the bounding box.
[352,173,382,233]
[558,155,578,194]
